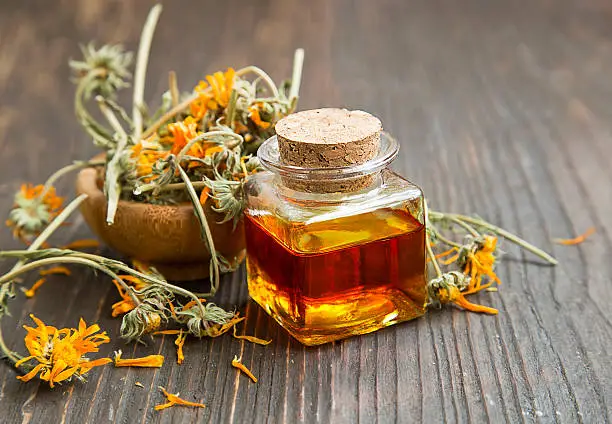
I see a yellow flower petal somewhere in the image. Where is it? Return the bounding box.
[232,325,272,346]
[231,356,257,383]
[113,350,164,368]
[154,386,205,411]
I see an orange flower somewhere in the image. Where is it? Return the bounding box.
[130,142,168,181]
[6,184,64,242]
[190,80,213,121]
[154,386,205,411]
[113,350,164,368]
[248,102,271,129]
[463,236,500,292]
[166,116,202,156]
[206,68,235,110]
[15,315,111,387]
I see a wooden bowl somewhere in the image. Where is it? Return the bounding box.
[75,166,245,281]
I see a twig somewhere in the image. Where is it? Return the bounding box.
[176,165,220,296]
[132,4,163,143]
[97,97,130,224]
[289,48,304,110]
[169,71,179,108]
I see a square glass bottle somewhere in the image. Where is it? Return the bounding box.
[244,109,427,345]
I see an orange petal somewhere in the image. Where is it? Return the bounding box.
[16,363,46,383]
[232,325,272,346]
[24,278,46,298]
[231,356,257,383]
[61,239,100,250]
[554,227,596,245]
[114,352,164,368]
[39,266,71,276]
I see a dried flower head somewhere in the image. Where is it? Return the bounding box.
[69,43,133,99]
[176,302,236,338]
[427,271,498,315]
[461,235,501,291]
[248,102,272,129]
[206,68,235,110]
[120,296,169,341]
[6,184,63,242]
[15,314,111,387]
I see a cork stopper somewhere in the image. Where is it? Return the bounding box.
[275,108,382,193]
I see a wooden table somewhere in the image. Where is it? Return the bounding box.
[1,1,610,422]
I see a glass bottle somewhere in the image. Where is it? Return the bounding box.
[244,109,427,345]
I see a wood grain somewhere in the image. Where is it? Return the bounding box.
[0,0,610,423]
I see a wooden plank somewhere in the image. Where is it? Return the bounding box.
[0,0,610,423]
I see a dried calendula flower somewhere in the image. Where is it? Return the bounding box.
[69,42,133,99]
[231,356,257,383]
[190,80,212,121]
[155,386,205,411]
[427,271,498,315]
[206,68,235,110]
[15,314,112,387]
[248,102,271,129]
[443,235,501,292]
[113,350,164,368]
[6,184,64,243]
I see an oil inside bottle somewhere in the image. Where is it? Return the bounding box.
[245,208,427,345]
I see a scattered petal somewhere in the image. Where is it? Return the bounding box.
[155,386,205,411]
[232,325,272,346]
[113,350,164,368]
[61,239,100,250]
[175,330,186,365]
[39,266,71,277]
[231,356,257,383]
[23,278,46,298]
[554,227,595,245]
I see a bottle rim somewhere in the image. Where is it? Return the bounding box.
[257,132,399,181]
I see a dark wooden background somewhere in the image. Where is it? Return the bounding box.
[0,0,610,423]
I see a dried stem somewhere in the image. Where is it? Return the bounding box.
[41,159,104,199]
[428,210,557,265]
[169,71,179,108]
[132,4,163,143]
[289,48,304,110]
[426,234,443,278]
[97,97,130,224]
[176,165,220,296]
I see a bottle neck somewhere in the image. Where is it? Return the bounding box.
[274,170,386,205]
